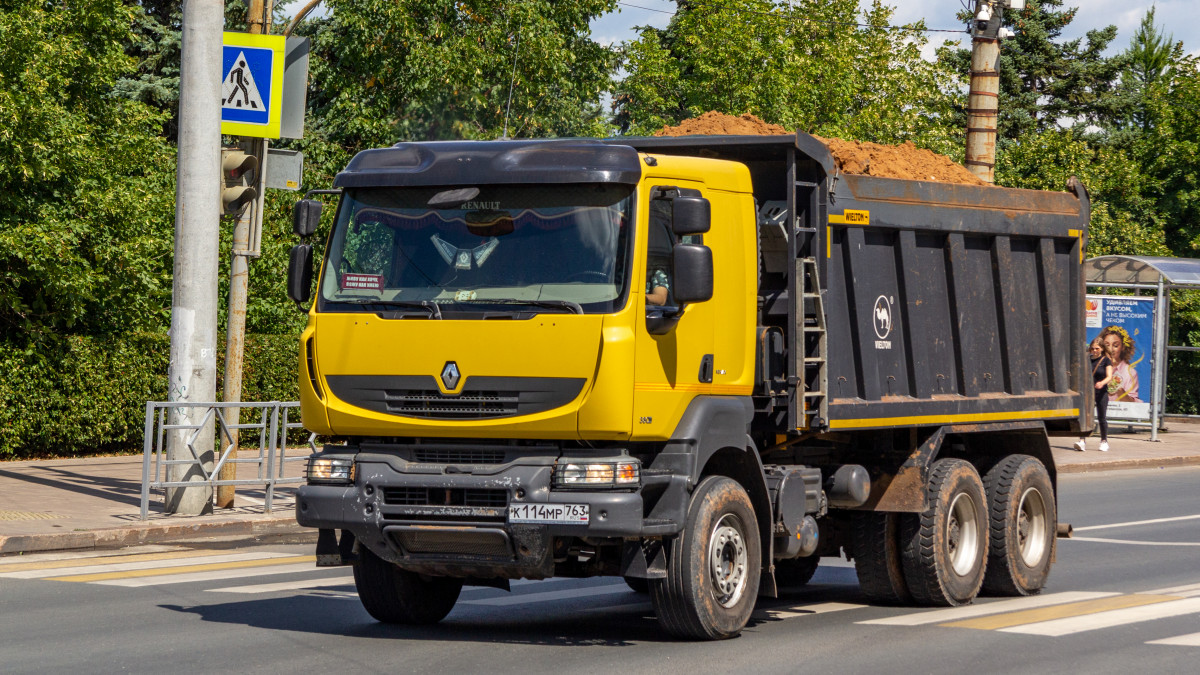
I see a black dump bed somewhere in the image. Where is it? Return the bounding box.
[616,133,1090,435]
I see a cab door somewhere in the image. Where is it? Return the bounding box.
[631,182,717,439]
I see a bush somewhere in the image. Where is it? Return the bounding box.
[0,332,300,459]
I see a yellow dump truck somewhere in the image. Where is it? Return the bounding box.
[288,134,1091,639]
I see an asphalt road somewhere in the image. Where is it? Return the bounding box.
[2,466,1197,674]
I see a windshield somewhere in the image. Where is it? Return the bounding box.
[319,184,634,316]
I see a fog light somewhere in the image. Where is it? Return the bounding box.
[553,458,639,488]
[307,456,355,485]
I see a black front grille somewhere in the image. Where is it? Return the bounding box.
[413,448,507,464]
[383,487,509,508]
[326,375,586,420]
[384,389,519,418]
[392,530,511,557]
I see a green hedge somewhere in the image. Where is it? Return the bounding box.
[0,332,300,459]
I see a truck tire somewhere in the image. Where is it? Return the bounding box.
[900,458,988,606]
[851,512,911,604]
[651,476,761,640]
[353,546,463,624]
[981,454,1056,596]
[774,556,820,588]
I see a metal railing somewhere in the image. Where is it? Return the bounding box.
[140,401,311,520]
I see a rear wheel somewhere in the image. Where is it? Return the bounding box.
[851,512,912,604]
[651,476,761,640]
[353,546,463,624]
[900,458,989,606]
[774,556,821,588]
[981,454,1056,596]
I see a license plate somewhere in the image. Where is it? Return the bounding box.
[508,503,589,525]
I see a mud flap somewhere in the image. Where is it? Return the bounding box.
[620,538,667,579]
[316,528,357,567]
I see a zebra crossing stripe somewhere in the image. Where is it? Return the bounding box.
[91,563,321,587]
[459,584,631,606]
[43,555,314,583]
[943,594,1179,630]
[0,552,295,579]
[858,591,1117,626]
[1146,631,1200,646]
[1000,597,1200,636]
[208,575,354,594]
[0,549,243,574]
[754,602,865,621]
[1144,581,1200,597]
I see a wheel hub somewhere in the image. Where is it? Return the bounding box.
[1017,487,1048,566]
[709,514,747,608]
[946,492,979,576]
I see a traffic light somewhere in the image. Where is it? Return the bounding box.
[221,148,258,215]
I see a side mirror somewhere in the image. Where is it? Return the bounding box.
[672,244,713,303]
[293,199,322,238]
[287,243,314,304]
[672,196,711,235]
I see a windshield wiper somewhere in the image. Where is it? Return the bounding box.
[340,299,443,319]
[457,299,584,315]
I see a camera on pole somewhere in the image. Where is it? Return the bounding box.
[221,148,258,215]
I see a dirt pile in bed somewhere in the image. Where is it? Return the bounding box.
[653,112,988,186]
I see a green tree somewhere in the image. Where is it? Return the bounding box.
[292,0,618,180]
[613,0,963,157]
[0,0,177,345]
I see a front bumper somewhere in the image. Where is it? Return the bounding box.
[295,452,683,578]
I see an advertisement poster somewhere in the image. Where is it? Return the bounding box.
[1085,295,1155,420]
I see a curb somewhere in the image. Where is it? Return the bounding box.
[1056,454,1200,474]
[0,515,309,556]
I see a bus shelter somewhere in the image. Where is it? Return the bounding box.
[1085,256,1200,440]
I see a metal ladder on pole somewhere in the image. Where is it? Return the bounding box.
[799,257,828,429]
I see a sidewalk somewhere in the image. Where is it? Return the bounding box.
[3,423,1199,556]
[0,450,310,555]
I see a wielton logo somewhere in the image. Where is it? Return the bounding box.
[873,296,894,349]
[441,361,461,390]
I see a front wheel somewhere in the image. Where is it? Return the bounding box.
[651,476,762,640]
[353,546,463,624]
[981,454,1056,596]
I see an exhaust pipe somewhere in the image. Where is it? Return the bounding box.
[1057,523,1073,539]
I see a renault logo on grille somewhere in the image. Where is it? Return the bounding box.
[441,361,461,390]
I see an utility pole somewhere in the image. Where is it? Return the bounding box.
[965,0,1021,184]
[167,0,225,515]
[217,0,274,508]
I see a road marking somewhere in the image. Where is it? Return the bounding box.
[943,594,1177,630]
[1073,514,1200,532]
[1144,581,1200,596]
[44,555,314,582]
[207,574,354,594]
[91,563,320,587]
[0,552,296,579]
[1070,537,1200,547]
[459,583,631,607]
[857,591,1118,626]
[754,602,865,621]
[0,549,244,574]
[1001,597,1200,636]
[1147,632,1200,646]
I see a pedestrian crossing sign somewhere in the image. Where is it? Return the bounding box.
[221,32,285,138]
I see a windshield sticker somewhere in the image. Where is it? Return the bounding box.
[341,273,384,291]
[455,290,477,301]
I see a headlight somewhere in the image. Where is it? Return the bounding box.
[306,456,355,485]
[553,458,640,488]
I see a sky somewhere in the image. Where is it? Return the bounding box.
[589,0,1199,57]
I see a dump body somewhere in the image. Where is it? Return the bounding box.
[616,134,1090,435]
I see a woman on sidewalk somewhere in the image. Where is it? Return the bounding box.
[1076,337,1114,452]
